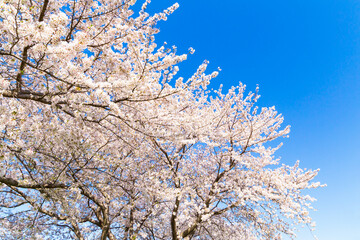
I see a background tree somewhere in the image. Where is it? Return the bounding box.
[0,0,321,239]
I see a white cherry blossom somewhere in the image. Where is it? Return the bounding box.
[0,0,322,239]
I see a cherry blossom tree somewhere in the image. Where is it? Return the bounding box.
[0,0,321,239]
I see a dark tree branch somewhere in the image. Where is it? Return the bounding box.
[0,176,68,189]
[171,197,180,240]
[38,0,49,22]
[16,44,33,91]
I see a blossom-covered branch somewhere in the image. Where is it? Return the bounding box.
[0,0,321,239]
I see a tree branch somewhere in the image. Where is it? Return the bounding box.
[38,0,49,22]
[0,176,68,189]
[15,45,33,91]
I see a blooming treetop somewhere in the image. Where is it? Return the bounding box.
[0,0,321,239]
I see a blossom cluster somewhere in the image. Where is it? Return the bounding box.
[0,0,321,239]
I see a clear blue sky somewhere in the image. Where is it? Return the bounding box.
[146,0,360,239]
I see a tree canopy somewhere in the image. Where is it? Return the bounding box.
[0,0,321,239]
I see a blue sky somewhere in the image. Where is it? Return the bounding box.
[147,0,360,239]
